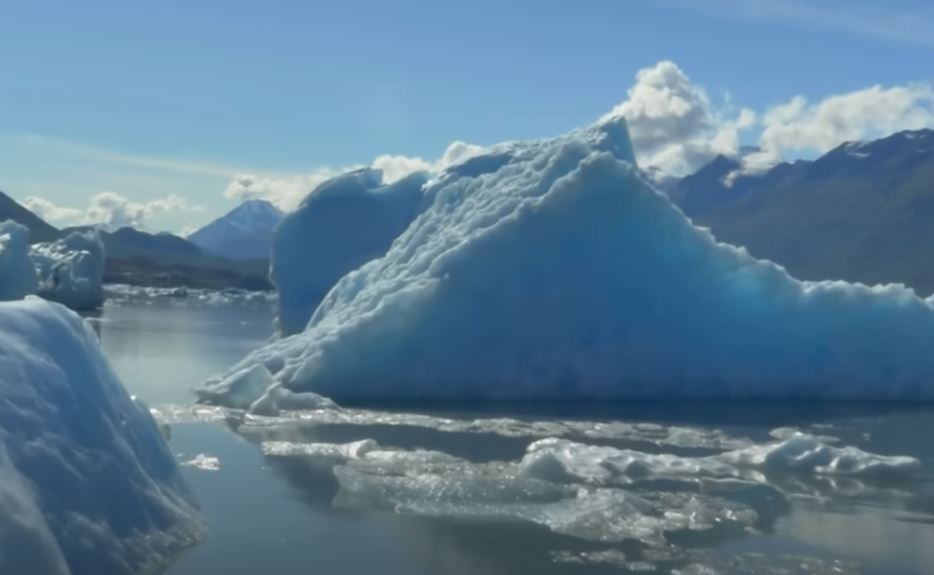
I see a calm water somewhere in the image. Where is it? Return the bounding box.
[87,298,934,575]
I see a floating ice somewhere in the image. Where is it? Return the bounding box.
[260,438,766,546]
[192,404,753,450]
[104,283,275,306]
[31,229,105,310]
[203,112,934,406]
[255,431,919,551]
[0,220,38,301]
[182,453,221,471]
[720,432,921,478]
[524,434,920,482]
[0,299,202,575]
[271,168,427,335]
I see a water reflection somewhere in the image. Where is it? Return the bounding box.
[85,298,274,404]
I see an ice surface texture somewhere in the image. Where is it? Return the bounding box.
[0,299,201,575]
[0,220,38,301]
[257,431,918,549]
[31,229,106,310]
[271,168,427,335]
[204,115,934,405]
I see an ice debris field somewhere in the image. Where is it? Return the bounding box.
[202,113,934,411]
[152,400,927,570]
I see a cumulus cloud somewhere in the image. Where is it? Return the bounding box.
[606,61,756,176]
[21,197,83,223]
[603,60,934,178]
[21,192,202,229]
[225,141,485,211]
[743,84,934,171]
[84,192,202,228]
[223,170,353,211]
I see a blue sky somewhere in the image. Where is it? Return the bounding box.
[1,0,933,232]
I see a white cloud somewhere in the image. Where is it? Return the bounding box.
[605,61,756,176]
[223,169,353,211]
[21,192,203,230]
[600,61,934,178]
[85,192,203,229]
[21,196,83,223]
[224,141,485,211]
[744,84,934,171]
[371,155,433,184]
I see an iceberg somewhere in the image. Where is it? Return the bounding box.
[31,229,106,310]
[0,298,201,574]
[0,220,39,301]
[202,114,934,405]
[271,168,427,335]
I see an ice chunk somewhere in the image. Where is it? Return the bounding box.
[182,453,221,471]
[204,112,934,405]
[31,229,105,310]
[524,435,920,483]
[0,299,202,574]
[196,363,275,410]
[720,432,921,478]
[520,438,738,485]
[265,437,766,546]
[0,220,38,301]
[271,168,428,335]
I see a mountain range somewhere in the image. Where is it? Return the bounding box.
[0,190,272,290]
[669,128,934,295]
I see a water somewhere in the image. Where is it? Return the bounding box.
[88,298,934,575]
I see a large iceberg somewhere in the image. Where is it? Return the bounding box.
[201,115,934,406]
[31,229,106,310]
[271,168,427,335]
[0,220,39,301]
[0,298,201,574]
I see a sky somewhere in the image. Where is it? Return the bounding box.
[1,0,933,233]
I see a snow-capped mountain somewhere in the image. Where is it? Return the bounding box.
[188,199,284,260]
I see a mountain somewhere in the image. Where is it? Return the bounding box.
[57,225,272,290]
[0,190,59,243]
[188,199,284,260]
[673,128,934,295]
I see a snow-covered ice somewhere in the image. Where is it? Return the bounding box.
[0,298,201,575]
[271,168,427,335]
[31,229,105,310]
[0,220,38,301]
[201,112,934,406]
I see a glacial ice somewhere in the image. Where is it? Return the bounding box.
[257,430,918,549]
[0,220,38,301]
[522,435,921,483]
[0,299,201,575]
[202,112,934,405]
[271,168,427,335]
[31,229,106,310]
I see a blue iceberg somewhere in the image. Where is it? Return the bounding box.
[201,114,934,406]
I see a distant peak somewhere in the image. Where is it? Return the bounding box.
[236,198,284,215]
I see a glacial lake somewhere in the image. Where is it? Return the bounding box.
[85,296,934,575]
